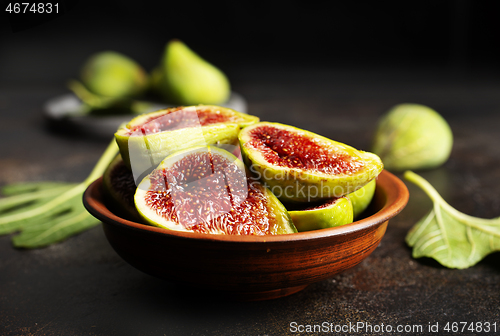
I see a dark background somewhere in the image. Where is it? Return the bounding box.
[1,0,500,86]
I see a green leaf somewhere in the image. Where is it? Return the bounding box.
[67,80,155,115]
[12,194,100,248]
[0,185,74,211]
[68,79,120,111]
[0,185,76,235]
[0,184,86,234]
[0,140,119,248]
[405,171,500,269]
[2,181,71,196]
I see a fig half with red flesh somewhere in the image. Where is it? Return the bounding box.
[115,105,259,183]
[286,196,353,232]
[134,146,296,235]
[239,122,384,202]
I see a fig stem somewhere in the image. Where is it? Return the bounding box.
[403,171,446,205]
[67,80,112,110]
[83,140,120,186]
[404,170,500,226]
[68,80,154,115]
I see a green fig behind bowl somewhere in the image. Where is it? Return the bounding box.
[372,104,453,171]
[155,40,230,105]
[239,122,384,202]
[81,51,148,98]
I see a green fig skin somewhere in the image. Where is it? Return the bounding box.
[134,146,296,235]
[102,154,142,222]
[155,40,231,105]
[348,178,376,219]
[287,196,353,232]
[372,104,453,171]
[81,51,148,98]
[115,105,259,180]
[238,122,384,203]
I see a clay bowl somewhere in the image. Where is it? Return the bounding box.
[83,170,408,301]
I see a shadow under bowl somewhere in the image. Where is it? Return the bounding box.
[83,170,408,301]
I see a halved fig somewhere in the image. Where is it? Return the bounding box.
[102,154,141,221]
[238,122,383,202]
[115,105,259,183]
[348,178,376,219]
[286,196,353,232]
[134,146,296,235]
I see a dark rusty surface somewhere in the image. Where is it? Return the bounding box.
[1,68,500,335]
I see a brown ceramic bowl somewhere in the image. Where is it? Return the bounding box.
[83,170,408,301]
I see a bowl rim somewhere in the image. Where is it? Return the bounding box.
[83,169,408,244]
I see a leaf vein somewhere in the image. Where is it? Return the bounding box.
[409,210,435,244]
[433,203,451,261]
[418,235,444,253]
[466,225,476,262]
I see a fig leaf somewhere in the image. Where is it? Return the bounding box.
[405,171,500,269]
[0,140,119,248]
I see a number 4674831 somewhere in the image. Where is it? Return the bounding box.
[5,3,58,14]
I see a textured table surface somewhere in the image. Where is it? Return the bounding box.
[1,67,499,336]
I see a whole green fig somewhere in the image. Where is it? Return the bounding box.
[81,51,148,98]
[372,104,453,171]
[155,40,230,105]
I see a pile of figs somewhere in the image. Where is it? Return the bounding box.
[70,40,231,115]
[102,105,384,235]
